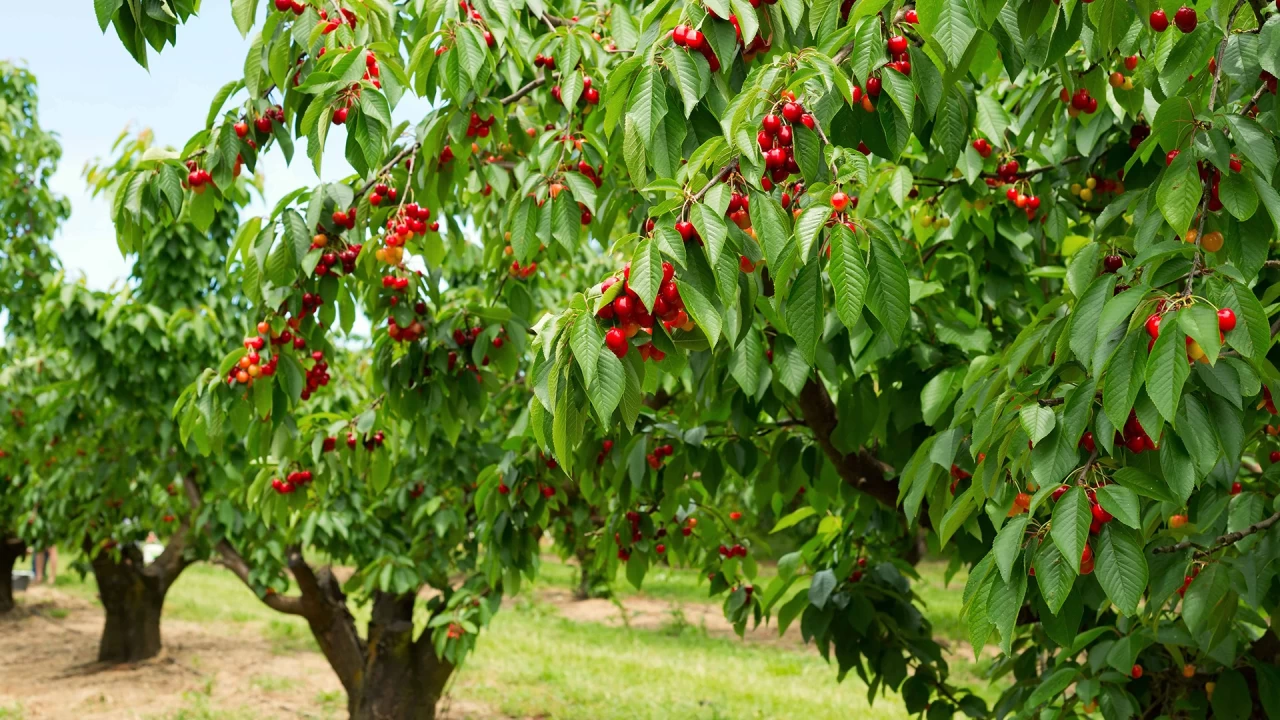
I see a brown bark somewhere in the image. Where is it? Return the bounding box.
[88,536,188,663]
[796,379,903,511]
[1,536,25,614]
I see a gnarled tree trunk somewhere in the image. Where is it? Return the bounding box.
[1,536,25,614]
[85,526,190,663]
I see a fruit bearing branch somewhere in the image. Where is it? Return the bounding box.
[1152,509,1280,556]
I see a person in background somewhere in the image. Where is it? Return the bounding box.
[31,546,57,585]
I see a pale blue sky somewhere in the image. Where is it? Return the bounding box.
[5,3,431,290]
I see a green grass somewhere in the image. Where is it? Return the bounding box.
[38,551,993,718]
[0,704,25,720]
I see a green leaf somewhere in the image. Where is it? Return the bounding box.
[1021,405,1057,446]
[921,0,978,66]
[676,277,722,350]
[628,239,663,312]
[231,0,259,36]
[730,326,764,395]
[785,259,823,365]
[1220,281,1272,360]
[1157,154,1203,233]
[95,0,123,31]
[1095,485,1141,529]
[809,569,837,609]
[1182,562,1231,635]
[1111,467,1177,503]
[993,516,1028,583]
[1070,274,1115,371]
[771,506,817,533]
[1051,488,1090,574]
[1226,115,1277,182]
[590,350,625,422]
[626,67,667,146]
[1212,669,1252,720]
[571,310,602,391]
[1095,524,1147,616]
[1027,666,1080,708]
[828,224,868,331]
[1145,317,1190,423]
[866,233,910,344]
[664,47,708,117]
[691,203,729,269]
[1033,539,1076,614]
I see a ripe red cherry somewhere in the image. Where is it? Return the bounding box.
[1145,313,1162,339]
[781,102,804,123]
[831,192,851,211]
[613,295,634,318]
[1091,501,1114,524]
[1174,6,1197,32]
[866,76,882,97]
[1230,481,1243,495]
[1270,451,1280,463]
[605,327,628,358]
[762,113,782,134]
[1150,8,1169,31]
[972,138,992,158]
[1051,485,1069,502]
[333,107,349,125]
[675,220,696,241]
[1166,149,1180,166]
[1103,254,1124,272]
[672,25,688,45]
[1125,55,1139,71]
[887,35,908,55]
[1218,307,1237,332]
[1080,543,1095,574]
[904,9,918,23]
[1080,431,1096,453]
[234,121,249,138]
[1132,665,1143,679]
[685,29,705,50]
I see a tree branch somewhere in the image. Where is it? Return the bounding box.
[687,160,739,209]
[795,378,904,514]
[499,76,546,105]
[1154,510,1280,556]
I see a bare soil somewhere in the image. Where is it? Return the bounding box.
[0,588,499,720]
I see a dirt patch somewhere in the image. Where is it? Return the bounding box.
[0,588,503,720]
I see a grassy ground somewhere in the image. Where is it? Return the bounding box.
[38,554,986,720]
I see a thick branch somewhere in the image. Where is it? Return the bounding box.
[795,378,902,512]
[688,160,739,208]
[182,474,308,615]
[499,76,546,105]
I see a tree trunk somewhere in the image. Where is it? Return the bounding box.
[345,593,455,720]
[573,547,610,600]
[88,539,185,663]
[0,537,24,614]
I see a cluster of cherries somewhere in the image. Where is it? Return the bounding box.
[367,182,399,207]
[1149,6,1197,33]
[1128,122,1150,149]
[1144,302,1235,363]
[185,161,214,192]
[272,0,310,13]
[458,1,497,48]
[670,24,724,72]
[724,12,772,63]
[509,260,539,278]
[386,304,428,343]
[550,76,601,106]
[346,430,386,451]
[231,339,276,386]
[318,6,359,34]
[271,469,315,495]
[646,442,675,469]
[1060,86,1099,116]
[884,34,912,75]
[465,111,497,138]
[756,93,815,188]
[532,54,557,70]
[595,438,614,465]
[248,105,285,135]
[301,350,331,401]
[313,240,363,276]
[847,557,869,583]
[600,263,691,359]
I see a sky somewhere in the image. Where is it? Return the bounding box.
[4,3,431,291]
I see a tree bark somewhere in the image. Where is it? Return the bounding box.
[344,593,455,720]
[1,536,24,614]
[796,379,906,512]
[573,547,610,600]
[86,525,190,663]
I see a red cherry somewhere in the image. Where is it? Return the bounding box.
[1132,665,1143,679]
[866,76,882,97]
[1218,307,1237,332]
[1145,313,1162,339]
[1174,6,1197,32]
[972,138,992,158]
[1230,481,1243,495]
[685,29,705,50]
[333,107,349,125]
[1091,502,1114,524]
[1125,55,1139,71]
[781,102,803,123]
[1103,254,1123,272]
[1230,157,1243,173]
[1150,8,1169,31]
[831,192,850,211]
[1080,543,1095,574]
[905,9,918,23]
[886,35,908,55]
[762,113,782,134]
[605,327,628,358]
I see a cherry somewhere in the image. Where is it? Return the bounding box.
[972,138,992,158]
[1230,156,1243,173]
[333,107,349,125]
[1103,254,1124,273]
[866,76,882,97]
[675,220,696,241]
[886,35,908,55]
[904,9,918,22]
[234,121,249,138]
[1170,514,1188,528]
[1230,481,1243,495]
[1125,55,1139,71]
[782,102,803,123]
[729,511,743,521]
[1145,313,1162,339]
[605,327,628,358]
[1174,6,1197,32]
[1218,307,1236,332]
[831,191,851,211]
[739,255,755,273]
[762,113,782,134]
[1079,431,1096,453]
[1131,665,1143,679]
[1080,543,1095,574]
[1091,501,1114,524]
[685,29,705,50]
[672,25,688,45]
[1150,8,1169,31]
[1051,485,1069,502]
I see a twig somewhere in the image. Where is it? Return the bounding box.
[499,76,546,105]
[832,40,856,65]
[685,159,739,211]
[355,142,422,200]
[919,156,1085,188]
[1154,510,1280,556]
[1037,397,1065,407]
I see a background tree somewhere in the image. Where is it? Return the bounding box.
[83,0,1280,718]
